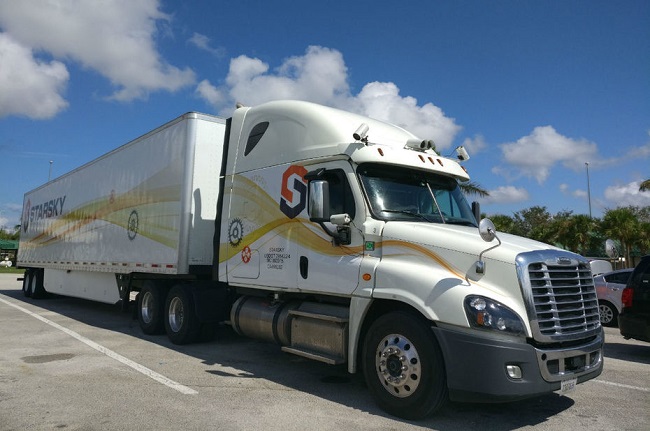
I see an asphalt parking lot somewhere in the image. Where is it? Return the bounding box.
[1,273,648,431]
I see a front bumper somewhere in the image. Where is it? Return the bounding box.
[432,324,603,403]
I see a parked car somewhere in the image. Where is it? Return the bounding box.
[619,256,650,343]
[595,268,633,326]
[0,258,13,267]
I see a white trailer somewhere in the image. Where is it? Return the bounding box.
[18,101,604,419]
[19,113,226,302]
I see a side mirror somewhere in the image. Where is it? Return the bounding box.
[478,218,497,242]
[308,180,330,223]
[475,218,501,274]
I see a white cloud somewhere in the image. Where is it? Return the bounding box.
[0,33,69,119]
[224,47,350,107]
[461,134,487,155]
[195,80,225,107]
[0,0,195,109]
[188,33,226,58]
[497,126,598,183]
[573,189,588,199]
[560,183,587,199]
[481,186,529,204]
[198,46,461,150]
[604,182,650,208]
[354,82,461,149]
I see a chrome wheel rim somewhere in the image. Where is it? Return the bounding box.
[168,297,184,333]
[599,304,613,324]
[375,333,421,398]
[141,291,154,324]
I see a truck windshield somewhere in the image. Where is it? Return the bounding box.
[358,163,478,226]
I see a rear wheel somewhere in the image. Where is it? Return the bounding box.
[137,281,167,334]
[362,311,447,420]
[599,301,618,327]
[165,285,200,345]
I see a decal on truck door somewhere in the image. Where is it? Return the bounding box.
[279,165,308,219]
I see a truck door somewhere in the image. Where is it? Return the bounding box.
[297,162,364,295]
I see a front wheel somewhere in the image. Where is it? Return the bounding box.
[362,311,448,420]
[164,285,200,345]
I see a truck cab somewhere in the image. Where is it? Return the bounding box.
[218,101,603,419]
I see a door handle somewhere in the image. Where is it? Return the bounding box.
[300,256,308,279]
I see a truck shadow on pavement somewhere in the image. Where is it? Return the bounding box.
[4,289,576,430]
[603,342,650,365]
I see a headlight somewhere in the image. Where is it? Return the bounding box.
[464,295,525,336]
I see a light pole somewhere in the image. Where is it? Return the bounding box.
[585,162,592,218]
[48,160,53,181]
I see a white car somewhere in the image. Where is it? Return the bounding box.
[0,258,12,267]
[595,268,633,327]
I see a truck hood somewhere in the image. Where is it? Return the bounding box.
[381,221,561,267]
[375,220,566,328]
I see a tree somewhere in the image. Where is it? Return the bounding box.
[512,206,553,242]
[640,179,650,192]
[490,214,517,233]
[0,225,20,241]
[553,213,599,255]
[601,207,640,268]
[459,181,490,198]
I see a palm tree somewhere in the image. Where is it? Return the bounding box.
[459,181,490,198]
[640,179,650,192]
[602,207,639,268]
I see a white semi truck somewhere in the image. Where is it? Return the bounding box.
[18,100,603,419]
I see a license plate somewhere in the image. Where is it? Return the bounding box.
[560,378,577,394]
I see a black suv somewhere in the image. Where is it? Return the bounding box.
[619,255,650,343]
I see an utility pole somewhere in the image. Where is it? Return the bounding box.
[585,162,592,218]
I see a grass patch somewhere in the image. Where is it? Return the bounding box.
[0,267,23,274]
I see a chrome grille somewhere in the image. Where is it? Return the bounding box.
[517,252,601,342]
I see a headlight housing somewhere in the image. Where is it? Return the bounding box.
[464,295,526,336]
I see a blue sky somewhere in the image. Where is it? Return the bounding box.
[1,0,649,229]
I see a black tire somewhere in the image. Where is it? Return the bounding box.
[30,269,45,299]
[164,285,200,345]
[22,270,32,298]
[362,311,448,420]
[599,301,619,327]
[137,281,167,335]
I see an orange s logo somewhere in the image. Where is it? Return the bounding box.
[280,165,308,219]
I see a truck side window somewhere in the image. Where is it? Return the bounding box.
[323,169,355,219]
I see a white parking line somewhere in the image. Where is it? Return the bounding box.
[592,379,650,393]
[0,296,198,395]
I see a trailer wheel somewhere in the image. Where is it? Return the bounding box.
[165,285,200,345]
[362,311,447,420]
[22,270,33,298]
[137,281,166,335]
[30,269,45,299]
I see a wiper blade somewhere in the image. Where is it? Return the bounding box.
[380,209,434,222]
